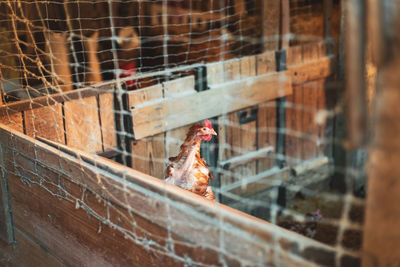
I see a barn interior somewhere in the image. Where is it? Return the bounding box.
[0,0,396,266]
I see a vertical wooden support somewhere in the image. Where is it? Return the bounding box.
[63,96,102,153]
[362,47,400,267]
[83,31,103,85]
[24,104,65,144]
[0,112,23,133]
[343,0,367,149]
[0,141,14,243]
[275,50,287,168]
[362,3,400,267]
[260,0,281,51]
[275,0,290,167]
[45,31,73,92]
[98,92,116,151]
[323,0,333,38]
[280,0,290,50]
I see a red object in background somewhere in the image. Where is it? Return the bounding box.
[119,62,136,89]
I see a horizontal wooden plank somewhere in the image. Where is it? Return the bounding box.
[0,143,13,243]
[163,75,195,97]
[288,56,336,85]
[219,146,274,169]
[128,84,163,108]
[292,156,329,176]
[132,72,292,139]
[98,93,116,151]
[0,84,115,116]
[63,96,102,153]
[220,167,291,198]
[24,104,65,144]
[0,229,64,267]
[0,112,23,132]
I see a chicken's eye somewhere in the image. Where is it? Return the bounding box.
[202,127,207,130]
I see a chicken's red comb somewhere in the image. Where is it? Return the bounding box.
[203,119,212,129]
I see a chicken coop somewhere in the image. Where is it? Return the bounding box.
[0,0,398,266]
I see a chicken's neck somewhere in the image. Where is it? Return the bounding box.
[176,138,202,181]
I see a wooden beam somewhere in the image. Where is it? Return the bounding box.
[132,72,293,139]
[220,167,290,198]
[45,31,73,92]
[261,0,281,51]
[323,0,333,38]
[0,84,114,117]
[0,142,14,243]
[289,56,336,85]
[343,0,367,149]
[219,146,274,170]
[280,0,290,50]
[363,5,400,266]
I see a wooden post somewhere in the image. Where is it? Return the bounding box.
[0,142,15,243]
[83,31,103,85]
[45,31,73,92]
[260,0,281,52]
[362,2,400,267]
[323,0,333,39]
[343,0,367,149]
[280,0,290,50]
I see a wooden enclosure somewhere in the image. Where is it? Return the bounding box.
[0,0,376,266]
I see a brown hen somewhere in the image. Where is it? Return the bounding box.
[165,119,217,200]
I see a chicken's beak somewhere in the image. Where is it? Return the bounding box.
[210,129,217,135]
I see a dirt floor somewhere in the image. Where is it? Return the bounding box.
[278,192,364,251]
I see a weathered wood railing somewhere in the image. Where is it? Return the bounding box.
[0,124,358,266]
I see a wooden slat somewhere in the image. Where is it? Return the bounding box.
[286,85,303,167]
[128,84,163,108]
[130,84,165,178]
[302,81,318,160]
[219,146,274,170]
[0,112,23,132]
[256,52,278,170]
[64,96,102,153]
[165,125,191,160]
[45,31,73,92]
[206,62,224,86]
[256,51,276,75]
[257,101,277,170]
[83,31,102,85]
[0,143,13,243]
[315,79,327,157]
[323,0,333,38]
[163,75,195,97]
[98,93,116,151]
[0,229,64,267]
[131,134,165,179]
[224,59,241,81]
[289,56,336,85]
[24,104,65,144]
[280,0,290,49]
[221,167,291,198]
[240,56,256,78]
[0,85,112,117]
[132,72,292,139]
[301,40,321,160]
[219,58,259,186]
[287,45,304,67]
[261,0,281,51]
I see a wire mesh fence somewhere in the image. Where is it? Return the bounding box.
[0,0,376,266]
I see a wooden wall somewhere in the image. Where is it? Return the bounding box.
[0,87,116,154]
[0,124,355,266]
[129,40,336,205]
